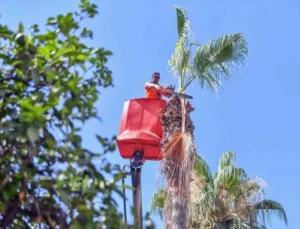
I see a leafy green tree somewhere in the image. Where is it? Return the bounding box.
[0,1,124,228]
[152,152,288,229]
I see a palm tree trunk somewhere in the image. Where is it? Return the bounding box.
[160,94,196,229]
[171,194,188,229]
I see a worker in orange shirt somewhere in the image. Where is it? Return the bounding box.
[145,72,174,99]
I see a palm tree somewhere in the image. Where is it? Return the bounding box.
[152,151,288,229]
[158,6,249,229]
[151,152,287,229]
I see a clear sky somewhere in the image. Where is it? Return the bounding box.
[1,0,299,228]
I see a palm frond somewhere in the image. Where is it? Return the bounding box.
[168,40,189,81]
[163,132,192,161]
[162,131,195,197]
[255,199,288,226]
[190,33,248,92]
[207,33,248,67]
[197,71,220,93]
[232,179,262,208]
[150,188,167,220]
[238,168,249,184]
[194,154,212,184]
[196,189,216,214]
[218,151,236,172]
[168,6,192,89]
[174,6,190,38]
[226,218,251,229]
[214,165,240,193]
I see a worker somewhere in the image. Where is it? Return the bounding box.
[145,72,174,99]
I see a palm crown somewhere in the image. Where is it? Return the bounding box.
[169,6,248,93]
[152,152,288,229]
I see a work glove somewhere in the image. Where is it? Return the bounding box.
[154,85,161,90]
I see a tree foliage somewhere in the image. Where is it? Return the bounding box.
[0,1,124,228]
[151,152,288,229]
[169,7,248,93]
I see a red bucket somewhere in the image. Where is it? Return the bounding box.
[116,98,166,161]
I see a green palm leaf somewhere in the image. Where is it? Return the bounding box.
[218,151,236,171]
[214,165,241,193]
[227,218,252,229]
[194,154,213,184]
[175,6,190,38]
[168,6,192,90]
[172,151,288,228]
[150,188,167,220]
[206,33,248,67]
[186,33,248,92]
[196,189,216,214]
[255,199,288,226]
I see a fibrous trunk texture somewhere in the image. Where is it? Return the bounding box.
[159,94,196,229]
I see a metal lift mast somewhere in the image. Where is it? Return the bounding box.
[123,150,144,228]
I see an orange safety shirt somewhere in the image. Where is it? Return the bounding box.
[145,87,161,99]
[145,82,162,99]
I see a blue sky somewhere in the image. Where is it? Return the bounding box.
[1,0,299,228]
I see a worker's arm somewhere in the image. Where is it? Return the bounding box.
[145,82,161,90]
